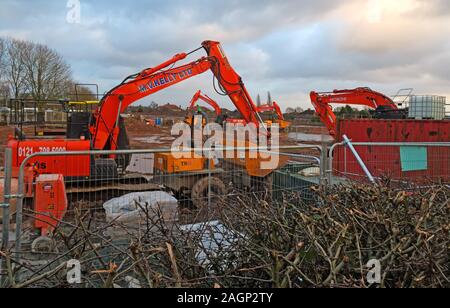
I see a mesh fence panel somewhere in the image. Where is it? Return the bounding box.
[1,146,324,287]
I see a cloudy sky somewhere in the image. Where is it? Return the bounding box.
[1,0,449,111]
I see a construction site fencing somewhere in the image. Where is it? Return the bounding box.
[329,141,450,186]
[0,145,324,287]
[1,142,449,288]
[7,99,68,126]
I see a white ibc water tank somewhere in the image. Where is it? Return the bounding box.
[409,95,446,120]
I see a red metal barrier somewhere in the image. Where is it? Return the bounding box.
[334,119,450,182]
[336,119,450,143]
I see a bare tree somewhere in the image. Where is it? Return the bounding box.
[0,38,8,99]
[62,80,97,101]
[286,107,295,114]
[0,37,5,80]
[3,38,29,99]
[0,37,83,105]
[74,85,97,101]
[22,43,72,101]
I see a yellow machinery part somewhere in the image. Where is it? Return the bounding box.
[276,119,291,130]
[154,152,214,174]
[264,120,291,130]
[68,101,99,105]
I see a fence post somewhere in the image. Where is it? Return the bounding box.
[1,148,13,285]
[208,155,212,212]
[15,163,25,261]
[320,143,328,185]
[342,135,376,184]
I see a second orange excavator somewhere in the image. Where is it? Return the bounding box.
[189,90,222,118]
[257,102,291,131]
[185,90,251,126]
[310,87,407,136]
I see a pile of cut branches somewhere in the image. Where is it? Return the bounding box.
[221,184,449,288]
[1,183,448,288]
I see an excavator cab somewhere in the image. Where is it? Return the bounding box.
[371,105,408,119]
[184,105,209,127]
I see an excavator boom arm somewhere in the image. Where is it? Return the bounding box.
[189,90,222,116]
[91,41,262,150]
[203,41,261,126]
[91,58,212,150]
[310,87,398,136]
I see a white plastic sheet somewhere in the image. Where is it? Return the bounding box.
[103,191,178,224]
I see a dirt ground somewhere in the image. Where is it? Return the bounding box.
[124,117,175,149]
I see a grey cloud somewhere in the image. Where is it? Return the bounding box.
[0,0,448,110]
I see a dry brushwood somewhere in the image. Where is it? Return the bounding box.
[0,183,448,288]
[219,184,449,288]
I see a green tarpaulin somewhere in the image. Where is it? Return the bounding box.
[400,146,428,172]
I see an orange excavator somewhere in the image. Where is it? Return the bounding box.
[310,87,405,136]
[8,41,266,177]
[189,90,222,118]
[257,102,291,130]
[5,41,278,236]
[185,90,248,126]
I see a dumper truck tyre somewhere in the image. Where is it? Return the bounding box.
[191,177,226,211]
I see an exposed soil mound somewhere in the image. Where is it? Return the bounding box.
[124,117,164,136]
[155,103,185,116]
